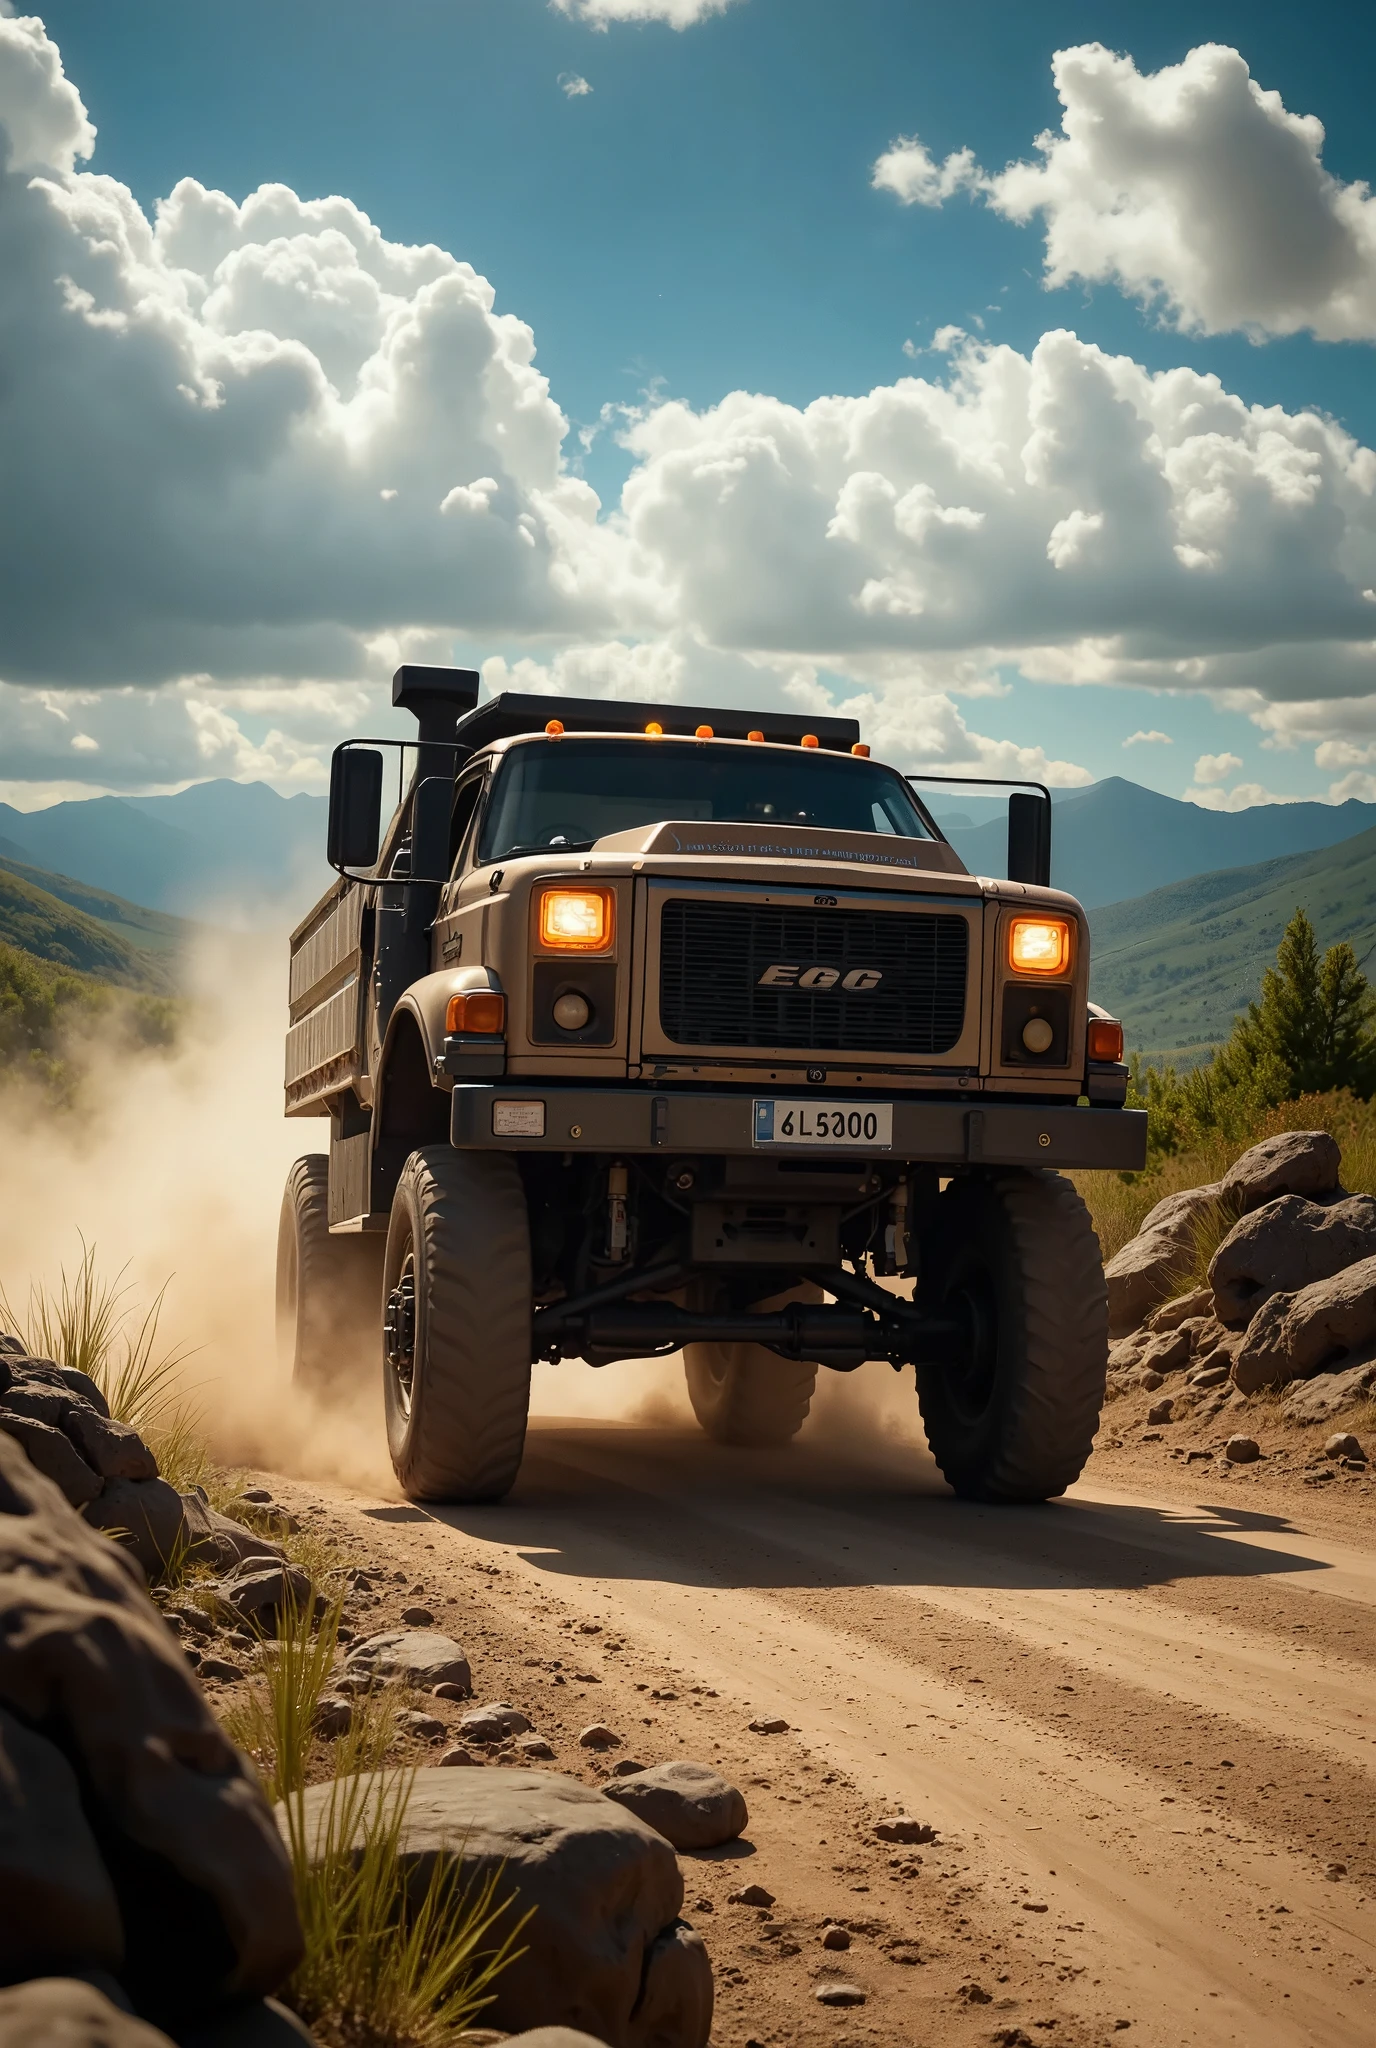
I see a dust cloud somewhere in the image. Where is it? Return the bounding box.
[0,928,931,1488]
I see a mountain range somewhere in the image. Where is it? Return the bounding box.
[0,781,327,923]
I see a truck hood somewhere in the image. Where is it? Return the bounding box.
[590,818,968,878]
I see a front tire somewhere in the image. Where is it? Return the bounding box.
[382,1147,532,1503]
[276,1156,385,1394]
[683,1284,821,1447]
[916,1170,1106,1502]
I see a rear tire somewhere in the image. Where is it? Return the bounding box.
[916,1169,1106,1502]
[382,1146,532,1503]
[275,1156,385,1393]
[683,1284,821,1447]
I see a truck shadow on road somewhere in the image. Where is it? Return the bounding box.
[416,1417,1344,1600]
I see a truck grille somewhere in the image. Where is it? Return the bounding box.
[658,899,969,1055]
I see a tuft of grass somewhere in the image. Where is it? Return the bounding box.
[0,1236,196,1435]
[227,1594,529,2048]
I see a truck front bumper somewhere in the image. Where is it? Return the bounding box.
[451,1084,1146,1173]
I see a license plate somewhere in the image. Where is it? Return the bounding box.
[753,1099,893,1150]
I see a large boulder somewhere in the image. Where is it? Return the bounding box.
[0,1706,123,1981]
[1209,1193,1376,1326]
[602,1762,748,1851]
[1104,1184,1223,1331]
[286,1768,712,2048]
[1280,1359,1376,1424]
[343,1629,471,1693]
[1231,1255,1376,1394]
[1219,1129,1341,1214]
[0,1431,302,2025]
[0,1979,175,2048]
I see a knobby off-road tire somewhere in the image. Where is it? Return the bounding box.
[382,1146,532,1503]
[916,1169,1107,1503]
[683,1283,822,1447]
[276,1155,386,1393]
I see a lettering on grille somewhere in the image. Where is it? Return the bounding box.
[659,900,968,1054]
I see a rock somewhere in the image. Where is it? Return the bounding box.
[312,1695,353,1738]
[611,1758,650,1777]
[239,1488,274,1505]
[727,1885,774,1907]
[83,1477,190,1579]
[747,1716,788,1734]
[344,1629,471,1693]
[1324,1861,1347,1880]
[214,1560,317,1629]
[1232,1256,1376,1392]
[1188,1364,1230,1390]
[1107,1331,1152,1373]
[578,1724,621,1749]
[199,1658,246,1685]
[1145,1287,1213,1331]
[518,1736,556,1761]
[460,1703,533,1743]
[63,1408,160,1483]
[0,1414,102,1509]
[0,1978,177,2048]
[1219,1129,1340,1214]
[815,1985,865,2007]
[396,1710,446,1741]
[821,1925,850,1950]
[0,1432,301,2023]
[1224,1436,1260,1464]
[1147,1398,1174,1425]
[602,1762,748,1852]
[1137,1369,1164,1392]
[502,2035,614,2048]
[1281,1361,1376,1423]
[434,1681,469,1702]
[1209,1194,1376,1326]
[0,1706,123,1980]
[285,1768,712,2048]
[438,1746,479,1767]
[178,1490,287,1572]
[1324,1432,1365,1460]
[873,1815,935,1844]
[400,1605,434,1625]
[1137,1328,1192,1377]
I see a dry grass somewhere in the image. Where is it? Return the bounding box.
[228,1594,530,2048]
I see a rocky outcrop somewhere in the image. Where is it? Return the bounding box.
[286,1768,712,2048]
[0,1430,302,2028]
[0,1337,281,1582]
[601,1762,748,1852]
[1231,1255,1376,1394]
[1103,1185,1220,1334]
[343,1628,472,1693]
[1218,1129,1341,1213]
[1208,1194,1376,1326]
[1280,1360,1376,1424]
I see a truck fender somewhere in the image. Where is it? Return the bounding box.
[379,965,506,1095]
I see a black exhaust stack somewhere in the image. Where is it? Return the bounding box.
[392,664,481,746]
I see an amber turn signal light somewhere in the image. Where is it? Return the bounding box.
[538,885,615,952]
[1008,916,1072,976]
[747,730,765,742]
[695,724,714,739]
[801,733,819,748]
[446,991,506,1034]
[1087,1017,1125,1063]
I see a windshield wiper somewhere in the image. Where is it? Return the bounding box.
[495,837,597,859]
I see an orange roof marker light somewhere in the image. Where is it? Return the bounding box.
[747,730,765,743]
[852,742,870,757]
[644,721,664,736]
[801,733,819,749]
[695,724,714,739]
[544,718,565,736]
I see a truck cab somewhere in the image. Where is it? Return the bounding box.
[278,665,1145,1504]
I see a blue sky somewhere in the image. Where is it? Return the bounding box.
[5,1,1376,808]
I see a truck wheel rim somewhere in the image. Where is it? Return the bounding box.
[384,1254,418,1412]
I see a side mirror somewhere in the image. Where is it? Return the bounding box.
[1007,790,1051,888]
[328,747,384,871]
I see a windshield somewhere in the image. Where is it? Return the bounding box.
[477,737,934,862]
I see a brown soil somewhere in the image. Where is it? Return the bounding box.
[224,1400,1376,2048]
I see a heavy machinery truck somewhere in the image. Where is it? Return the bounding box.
[277,664,1145,1504]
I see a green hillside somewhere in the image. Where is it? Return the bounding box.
[0,863,182,994]
[1089,824,1376,1063]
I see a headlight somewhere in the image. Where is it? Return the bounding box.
[1008,916,1071,976]
[538,886,615,952]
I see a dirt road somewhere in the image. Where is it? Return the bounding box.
[270,1407,1376,2048]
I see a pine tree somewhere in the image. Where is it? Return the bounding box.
[1217,908,1376,1101]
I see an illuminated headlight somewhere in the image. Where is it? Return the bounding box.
[1008,916,1071,976]
[538,886,615,952]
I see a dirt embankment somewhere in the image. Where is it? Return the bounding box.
[229,1405,1376,2048]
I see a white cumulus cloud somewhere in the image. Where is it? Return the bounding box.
[983,42,1376,342]
[551,0,741,27]
[1192,750,1244,784]
[559,73,593,97]
[1123,729,1172,746]
[871,136,981,209]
